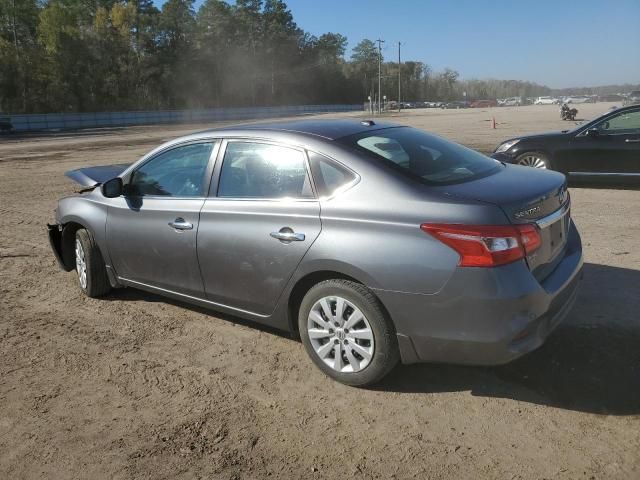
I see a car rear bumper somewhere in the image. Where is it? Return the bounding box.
[375,221,583,366]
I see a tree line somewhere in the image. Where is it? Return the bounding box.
[1,0,636,114]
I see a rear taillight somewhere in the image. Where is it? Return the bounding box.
[516,224,541,254]
[420,223,541,267]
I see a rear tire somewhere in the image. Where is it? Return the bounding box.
[298,279,399,387]
[75,229,111,298]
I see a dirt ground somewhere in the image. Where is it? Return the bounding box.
[1,103,638,479]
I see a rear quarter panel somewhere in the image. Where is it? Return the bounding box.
[299,165,510,295]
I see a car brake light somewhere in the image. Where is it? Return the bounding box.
[420,223,541,267]
[516,224,541,254]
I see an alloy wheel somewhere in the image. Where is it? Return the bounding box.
[75,238,87,289]
[307,296,375,373]
[517,154,547,169]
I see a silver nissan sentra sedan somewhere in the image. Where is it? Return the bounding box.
[48,119,583,386]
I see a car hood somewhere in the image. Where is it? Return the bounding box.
[499,130,568,145]
[65,163,130,187]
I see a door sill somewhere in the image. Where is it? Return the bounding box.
[118,277,269,318]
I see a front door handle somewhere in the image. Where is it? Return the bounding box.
[270,229,305,242]
[168,218,193,230]
[625,138,640,143]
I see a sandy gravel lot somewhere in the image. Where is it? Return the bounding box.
[1,103,638,479]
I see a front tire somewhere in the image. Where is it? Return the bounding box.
[75,229,111,298]
[298,279,399,386]
[515,151,549,169]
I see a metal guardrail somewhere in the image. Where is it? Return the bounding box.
[5,104,363,132]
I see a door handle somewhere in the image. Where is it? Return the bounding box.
[270,229,305,242]
[625,138,640,143]
[168,218,193,230]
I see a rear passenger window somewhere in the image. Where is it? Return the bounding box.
[218,142,314,199]
[308,151,357,197]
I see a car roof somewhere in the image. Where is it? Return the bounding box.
[199,119,402,141]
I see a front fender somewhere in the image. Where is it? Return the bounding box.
[56,194,110,267]
[511,145,553,160]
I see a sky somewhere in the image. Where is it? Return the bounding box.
[155,0,640,89]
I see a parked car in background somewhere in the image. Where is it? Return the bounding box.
[565,95,592,104]
[48,119,583,386]
[623,91,640,106]
[501,97,522,107]
[598,94,624,103]
[470,99,498,108]
[0,114,13,132]
[441,101,469,109]
[492,104,640,185]
[534,96,558,105]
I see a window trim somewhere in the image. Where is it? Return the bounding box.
[209,138,318,201]
[124,139,221,200]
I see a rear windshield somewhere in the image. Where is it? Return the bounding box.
[338,127,501,185]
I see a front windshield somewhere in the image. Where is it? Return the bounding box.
[338,127,501,185]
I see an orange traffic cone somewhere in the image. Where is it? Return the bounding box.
[492,117,496,129]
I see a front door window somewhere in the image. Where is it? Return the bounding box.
[594,110,640,135]
[129,143,214,197]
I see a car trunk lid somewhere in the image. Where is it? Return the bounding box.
[433,165,570,280]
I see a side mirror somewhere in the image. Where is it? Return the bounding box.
[586,128,600,138]
[102,177,123,198]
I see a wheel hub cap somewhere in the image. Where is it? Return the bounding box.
[518,155,547,169]
[75,239,87,289]
[307,296,375,373]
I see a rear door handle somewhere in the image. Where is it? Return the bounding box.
[625,138,640,143]
[168,218,193,230]
[270,230,305,242]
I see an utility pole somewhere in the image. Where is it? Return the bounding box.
[376,39,385,114]
[398,42,402,112]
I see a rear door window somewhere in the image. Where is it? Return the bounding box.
[217,142,314,199]
[308,151,357,197]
